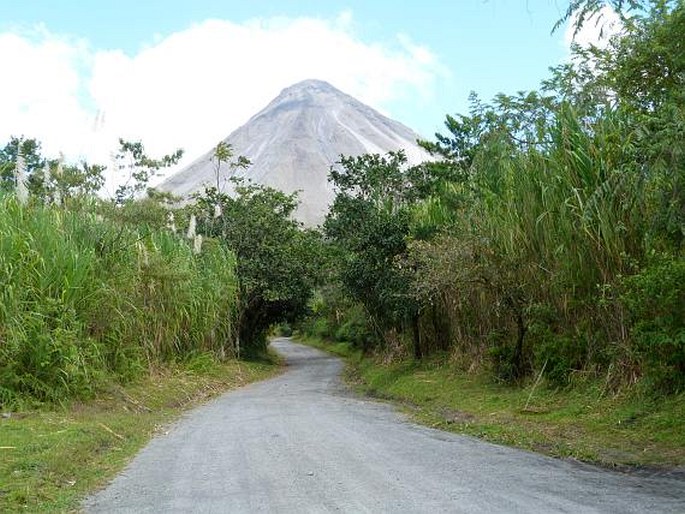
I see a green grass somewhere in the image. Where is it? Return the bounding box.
[300,337,685,469]
[0,195,240,405]
[0,355,281,513]
[297,335,361,359]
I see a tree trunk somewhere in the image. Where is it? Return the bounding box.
[504,294,528,380]
[412,313,423,360]
[513,310,527,379]
[431,302,448,351]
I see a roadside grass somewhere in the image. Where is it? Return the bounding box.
[297,336,361,360]
[298,336,685,469]
[0,354,281,513]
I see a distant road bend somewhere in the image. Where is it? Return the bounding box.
[86,338,685,513]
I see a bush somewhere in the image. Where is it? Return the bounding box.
[623,257,685,393]
[274,323,293,337]
[298,317,331,339]
[533,333,589,388]
[487,330,520,383]
[333,304,376,350]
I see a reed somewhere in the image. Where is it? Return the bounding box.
[410,103,660,385]
[0,194,238,406]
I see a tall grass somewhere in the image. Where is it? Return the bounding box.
[0,194,238,405]
[411,103,683,390]
[469,105,643,381]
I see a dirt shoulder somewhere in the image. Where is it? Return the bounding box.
[0,355,281,513]
[298,336,685,471]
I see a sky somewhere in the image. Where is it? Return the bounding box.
[0,0,613,187]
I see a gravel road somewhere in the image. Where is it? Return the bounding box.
[85,338,685,513]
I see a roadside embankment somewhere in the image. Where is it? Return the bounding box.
[0,355,281,513]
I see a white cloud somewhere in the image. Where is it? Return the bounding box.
[0,13,446,192]
[564,5,623,51]
[0,26,94,158]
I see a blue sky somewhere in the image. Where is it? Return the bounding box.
[0,1,584,172]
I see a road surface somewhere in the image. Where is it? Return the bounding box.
[86,338,685,513]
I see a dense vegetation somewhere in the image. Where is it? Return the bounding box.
[194,181,325,354]
[0,140,320,407]
[302,0,685,396]
[0,170,236,406]
[1,0,682,410]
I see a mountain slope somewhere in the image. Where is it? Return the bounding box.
[159,79,431,226]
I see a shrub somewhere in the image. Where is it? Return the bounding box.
[274,323,293,337]
[623,257,685,393]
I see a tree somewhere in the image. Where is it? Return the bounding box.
[326,152,424,358]
[196,180,325,354]
[557,1,685,250]
[0,137,45,195]
[212,142,251,192]
[113,139,183,204]
[48,161,106,202]
[0,137,106,204]
[603,1,685,250]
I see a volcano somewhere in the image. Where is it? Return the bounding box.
[159,79,431,226]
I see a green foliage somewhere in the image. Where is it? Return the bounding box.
[397,1,685,389]
[211,141,251,192]
[606,1,685,112]
[274,323,293,337]
[325,152,421,355]
[0,194,238,406]
[50,161,107,201]
[0,136,108,206]
[195,180,325,355]
[113,139,183,204]
[98,194,173,231]
[2,0,683,407]
[333,304,376,349]
[299,288,377,351]
[312,0,685,395]
[411,95,645,381]
[622,257,685,393]
[302,317,332,340]
[0,137,46,195]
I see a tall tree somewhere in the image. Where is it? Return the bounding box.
[211,142,251,193]
[113,139,183,204]
[196,180,325,354]
[325,152,424,358]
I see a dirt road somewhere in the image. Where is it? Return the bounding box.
[85,338,685,513]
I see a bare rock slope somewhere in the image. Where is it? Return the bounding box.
[159,79,431,226]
